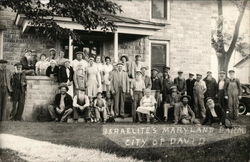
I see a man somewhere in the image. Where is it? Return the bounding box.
[203,98,232,128]
[72,51,88,91]
[163,86,180,122]
[141,66,151,89]
[217,71,227,111]
[20,49,35,75]
[9,63,27,121]
[151,68,162,110]
[175,95,200,125]
[186,73,196,109]
[224,70,242,120]
[174,70,186,95]
[130,55,143,79]
[48,83,73,122]
[130,71,145,122]
[0,59,12,121]
[72,88,90,123]
[203,71,218,100]
[193,74,207,119]
[110,62,129,118]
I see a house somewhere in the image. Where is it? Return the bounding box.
[0,0,214,121]
[234,55,250,83]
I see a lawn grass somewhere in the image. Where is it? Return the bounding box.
[0,116,250,162]
[0,149,27,162]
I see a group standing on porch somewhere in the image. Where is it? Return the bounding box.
[0,48,242,128]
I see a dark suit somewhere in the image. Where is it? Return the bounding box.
[58,66,74,83]
[203,77,218,100]
[186,78,196,108]
[203,104,226,125]
[46,66,59,79]
[174,77,186,95]
[48,93,73,122]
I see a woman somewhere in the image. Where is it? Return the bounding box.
[46,60,59,79]
[86,57,100,99]
[95,55,104,93]
[35,54,49,76]
[55,51,67,67]
[103,56,113,93]
[73,64,86,90]
[120,55,129,72]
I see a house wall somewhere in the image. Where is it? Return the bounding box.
[235,60,250,84]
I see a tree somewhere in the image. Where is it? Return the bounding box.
[0,0,122,42]
[211,0,248,73]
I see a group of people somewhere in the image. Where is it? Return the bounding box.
[0,48,242,127]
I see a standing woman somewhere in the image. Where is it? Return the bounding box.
[103,57,113,94]
[95,55,104,93]
[86,57,100,100]
[35,54,50,76]
[56,51,67,67]
[120,55,129,73]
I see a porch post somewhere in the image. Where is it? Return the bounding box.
[114,31,118,62]
[68,31,73,61]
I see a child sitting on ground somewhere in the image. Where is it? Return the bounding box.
[94,92,108,123]
[136,88,157,123]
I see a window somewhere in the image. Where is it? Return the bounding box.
[150,41,169,73]
[0,30,3,59]
[151,0,168,19]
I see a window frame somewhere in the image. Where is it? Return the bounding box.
[149,40,170,74]
[150,0,170,20]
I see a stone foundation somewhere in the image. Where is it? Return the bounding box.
[23,76,59,121]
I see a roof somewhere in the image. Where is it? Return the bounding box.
[234,55,250,67]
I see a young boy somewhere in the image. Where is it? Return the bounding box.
[130,71,145,122]
[136,88,157,123]
[105,91,114,117]
[94,92,108,123]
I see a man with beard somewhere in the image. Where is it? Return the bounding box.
[48,83,73,122]
[0,59,12,121]
[186,73,196,109]
[9,63,27,121]
[217,71,227,112]
[203,71,218,100]
[72,88,90,123]
[174,70,186,96]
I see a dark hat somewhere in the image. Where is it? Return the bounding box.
[196,73,202,77]
[207,71,212,74]
[178,70,183,74]
[89,57,95,61]
[120,55,129,61]
[170,86,177,92]
[205,97,213,103]
[181,95,191,101]
[117,62,124,66]
[75,51,84,55]
[135,71,143,75]
[49,48,56,52]
[163,66,170,71]
[228,70,235,73]
[24,49,32,53]
[105,56,111,61]
[151,68,159,72]
[14,62,22,67]
[219,71,226,74]
[0,59,8,64]
[135,55,141,58]
[189,73,194,76]
[58,83,69,91]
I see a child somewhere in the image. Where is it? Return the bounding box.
[35,54,49,76]
[105,91,114,117]
[94,92,108,123]
[136,88,157,123]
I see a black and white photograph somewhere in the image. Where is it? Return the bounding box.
[0,0,249,161]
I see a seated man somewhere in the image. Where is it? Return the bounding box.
[203,97,232,128]
[175,95,200,125]
[48,83,73,122]
[163,86,180,122]
[136,89,157,123]
[72,88,91,122]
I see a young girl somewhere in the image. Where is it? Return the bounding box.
[136,88,157,123]
[94,92,108,123]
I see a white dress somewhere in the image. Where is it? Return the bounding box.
[103,64,113,91]
[86,65,99,97]
[95,63,103,92]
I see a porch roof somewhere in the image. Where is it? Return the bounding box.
[14,14,166,35]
